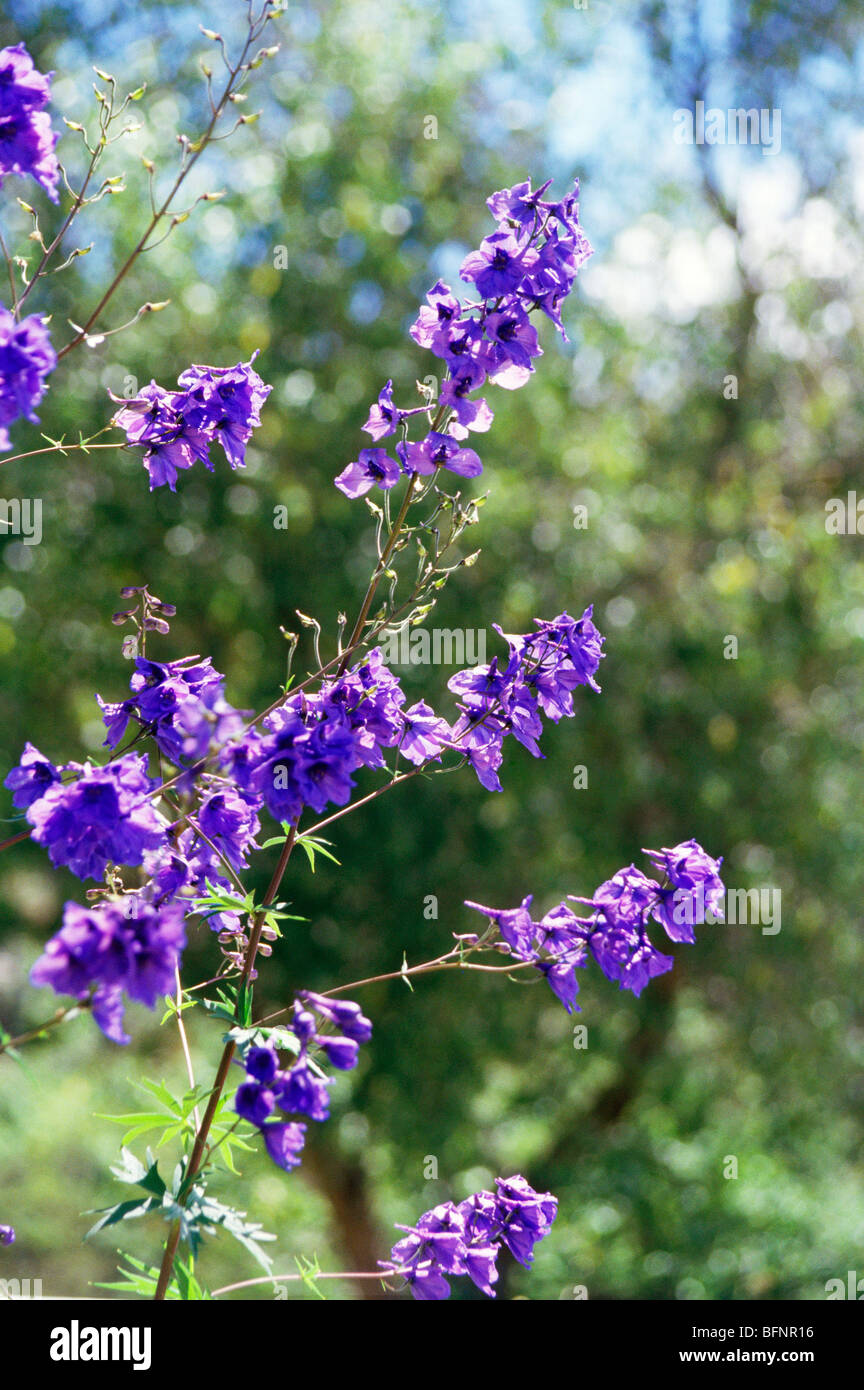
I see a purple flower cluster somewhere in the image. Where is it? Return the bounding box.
[140,779,262,938]
[336,176,591,497]
[0,1224,14,1246]
[110,355,272,491]
[30,896,186,1045]
[0,44,60,203]
[234,991,372,1171]
[98,655,244,767]
[448,606,604,792]
[466,838,724,1006]
[380,1175,557,1300]
[5,748,169,881]
[228,608,602,826]
[230,648,445,825]
[0,304,56,452]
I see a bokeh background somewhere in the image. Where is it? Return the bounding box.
[0,0,862,1300]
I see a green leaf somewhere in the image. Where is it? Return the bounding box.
[86,1195,160,1238]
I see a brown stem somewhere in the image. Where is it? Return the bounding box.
[57,16,267,361]
[337,472,419,675]
[152,825,297,1300]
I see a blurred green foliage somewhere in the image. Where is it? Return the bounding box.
[0,0,862,1300]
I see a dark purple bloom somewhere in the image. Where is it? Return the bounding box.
[0,1224,14,1246]
[438,370,493,437]
[334,446,401,498]
[30,896,186,1043]
[451,711,506,793]
[0,45,59,203]
[110,355,271,490]
[99,655,225,763]
[465,895,586,1012]
[409,280,462,352]
[381,1176,556,1300]
[460,230,537,299]
[3,741,60,808]
[235,991,371,1171]
[586,865,673,996]
[492,1175,558,1267]
[645,839,725,943]
[482,306,542,390]
[275,1059,331,1122]
[260,1121,306,1172]
[486,178,553,228]
[362,379,401,440]
[398,701,451,765]
[0,307,56,452]
[235,1080,277,1126]
[231,649,410,823]
[21,753,168,881]
[245,1045,279,1084]
[195,787,260,874]
[398,430,482,479]
[297,991,373,1044]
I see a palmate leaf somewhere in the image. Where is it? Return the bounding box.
[85,1148,168,1238]
[184,1187,276,1273]
[96,1078,209,1147]
[95,1254,211,1301]
[96,1255,175,1299]
[86,1195,161,1237]
[294,832,341,873]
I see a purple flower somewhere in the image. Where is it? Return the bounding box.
[381,1176,557,1299]
[586,866,673,996]
[409,280,462,352]
[362,379,401,440]
[195,787,260,874]
[398,431,482,479]
[438,370,494,437]
[491,1175,558,1267]
[460,230,537,299]
[334,447,401,498]
[451,712,506,793]
[398,701,452,765]
[260,1121,306,1172]
[30,896,186,1044]
[275,1059,331,1122]
[465,895,587,1012]
[297,991,373,1043]
[231,649,411,823]
[3,741,60,808]
[483,306,543,390]
[337,179,590,495]
[0,307,56,452]
[486,178,553,228]
[235,991,372,1170]
[110,356,271,490]
[235,1080,277,1126]
[645,839,725,943]
[245,1045,279,1083]
[98,656,226,763]
[0,1224,14,1246]
[0,45,59,203]
[22,753,169,881]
